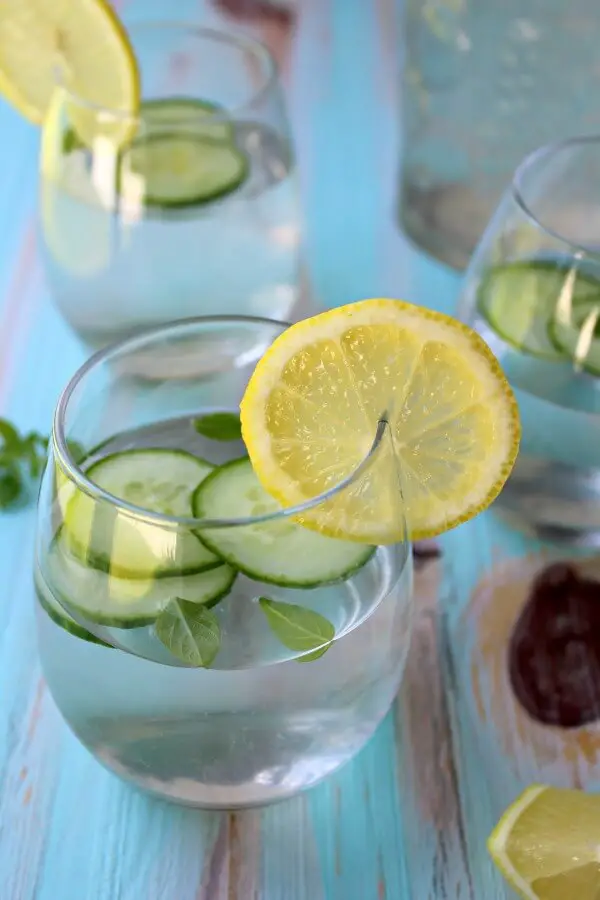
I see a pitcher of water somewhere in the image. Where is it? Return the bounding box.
[398,0,600,271]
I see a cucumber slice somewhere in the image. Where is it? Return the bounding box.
[141,97,233,143]
[193,458,374,588]
[478,260,600,360]
[120,132,248,209]
[46,536,236,628]
[35,572,111,646]
[548,299,600,375]
[64,449,220,578]
[62,98,232,155]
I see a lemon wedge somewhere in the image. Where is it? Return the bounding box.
[488,784,600,900]
[240,299,520,542]
[0,0,139,145]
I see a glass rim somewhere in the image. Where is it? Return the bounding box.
[53,20,279,125]
[53,316,396,533]
[512,133,600,256]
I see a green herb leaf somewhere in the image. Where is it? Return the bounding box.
[259,597,335,662]
[0,420,53,509]
[0,459,23,508]
[22,432,49,478]
[62,129,83,155]
[155,598,221,667]
[194,412,242,442]
[0,419,21,450]
[66,439,86,465]
[297,645,332,663]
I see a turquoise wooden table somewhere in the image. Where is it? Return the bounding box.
[2,1,585,898]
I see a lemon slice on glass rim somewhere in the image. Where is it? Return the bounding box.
[0,0,139,146]
[240,299,520,543]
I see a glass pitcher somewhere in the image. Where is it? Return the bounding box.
[398,0,600,271]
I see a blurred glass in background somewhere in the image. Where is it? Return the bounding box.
[398,0,600,270]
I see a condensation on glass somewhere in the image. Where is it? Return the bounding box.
[398,0,600,270]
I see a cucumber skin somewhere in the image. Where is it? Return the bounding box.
[63,448,222,579]
[35,585,112,647]
[192,458,376,589]
[48,525,237,628]
[478,260,600,362]
[61,566,237,628]
[64,534,223,581]
[121,131,249,210]
[62,97,232,155]
[141,97,221,114]
[547,318,600,377]
[141,97,230,137]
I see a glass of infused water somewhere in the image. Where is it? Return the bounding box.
[39,22,300,351]
[458,136,600,544]
[34,297,518,808]
[34,316,413,808]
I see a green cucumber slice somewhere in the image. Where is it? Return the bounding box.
[120,131,248,209]
[477,260,600,360]
[35,571,111,646]
[64,449,220,578]
[62,97,233,155]
[46,536,236,628]
[192,458,375,588]
[141,97,233,143]
[548,299,600,375]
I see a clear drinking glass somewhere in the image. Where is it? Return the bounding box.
[458,136,600,543]
[34,317,413,808]
[39,22,300,351]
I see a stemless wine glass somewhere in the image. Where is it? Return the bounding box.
[34,316,413,808]
[458,136,600,544]
[39,22,300,352]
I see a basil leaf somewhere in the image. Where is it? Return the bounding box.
[62,128,83,155]
[0,459,23,508]
[0,419,21,450]
[194,412,242,442]
[0,421,53,510]
[259,597,335,662]
[22,433,49,478]
[66,439,86,464]
[297,645,331,663]
[155,598,221,667]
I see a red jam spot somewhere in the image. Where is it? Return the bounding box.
[509,563,600,729]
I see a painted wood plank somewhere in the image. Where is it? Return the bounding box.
[0,1,468,898]
[394,557,474,900]
[423,512,600,897]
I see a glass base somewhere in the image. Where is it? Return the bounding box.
[57,702,395,809]
[494,455,600,547]
[79,721,385,810]
[398,179,497,272]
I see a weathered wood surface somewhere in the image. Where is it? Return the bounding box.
[3,1,584,898]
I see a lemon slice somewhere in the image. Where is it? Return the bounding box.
[0,0,139,145]
[239,299,520,542]
[488,784,600,900]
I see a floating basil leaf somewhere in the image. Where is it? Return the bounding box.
[259,597,335,662]
[155,598,221,667]
[194,412,242,442]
